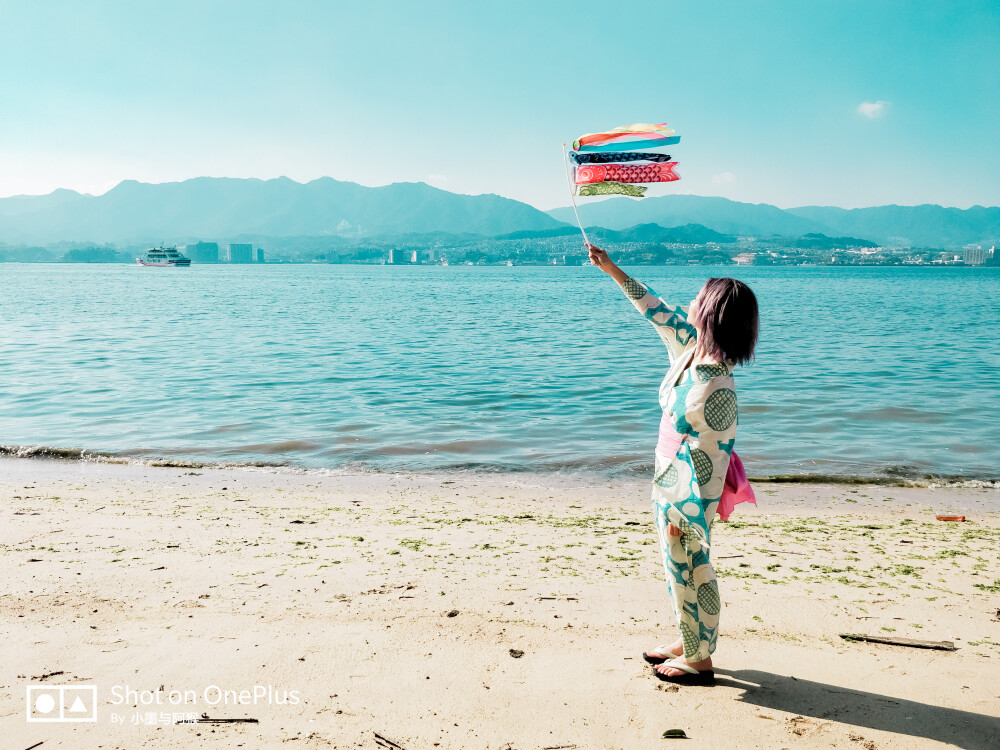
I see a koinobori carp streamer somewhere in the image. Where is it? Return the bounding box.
[561,121,683,244]
[569,151,672,164]
[574,162,679,186]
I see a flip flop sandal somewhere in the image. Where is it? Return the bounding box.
[642,645,683,665]
[652,658,716,685]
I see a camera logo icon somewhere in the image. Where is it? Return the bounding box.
[26,685,97,722]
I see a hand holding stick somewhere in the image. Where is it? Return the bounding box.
[587,243,627,284]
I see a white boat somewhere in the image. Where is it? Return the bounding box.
[136,246,191,266]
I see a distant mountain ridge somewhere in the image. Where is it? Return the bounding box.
[0,176,996,247]
[0,176,565,244]
[547,195,1000,247]
[592,222,735,245]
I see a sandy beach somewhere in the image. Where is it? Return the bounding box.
[1,457,998,749]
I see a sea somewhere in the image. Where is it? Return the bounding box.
[1,262,998,484]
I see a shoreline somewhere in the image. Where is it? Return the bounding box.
[1,457,998,748]
[3,448,998,492]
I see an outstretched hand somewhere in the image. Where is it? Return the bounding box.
[587,243,626,283]
[587,243,614,273]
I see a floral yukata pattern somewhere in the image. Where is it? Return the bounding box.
[621,275,738,662]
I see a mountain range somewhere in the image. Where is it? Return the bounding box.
[0,177,563,245]
[547,195,1000,247]
[0,176,996,248]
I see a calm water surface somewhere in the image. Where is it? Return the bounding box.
[1,263,998,481]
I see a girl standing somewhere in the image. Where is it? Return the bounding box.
[588,244,759,684]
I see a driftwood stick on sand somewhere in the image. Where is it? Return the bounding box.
[760,548,807,555]
[840,633,957,651]
[374,731,407,749]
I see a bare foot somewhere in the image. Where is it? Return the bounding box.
[644,639,684,660]
[654,655,713,677]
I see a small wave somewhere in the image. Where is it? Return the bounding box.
[226,440,321,455]
[1,444,119,461]
[376,439,517,456]
[845,406,949,424]
[0,445,288,471]
[749,472,1000,489]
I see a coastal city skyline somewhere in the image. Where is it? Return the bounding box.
[1,1,998,210]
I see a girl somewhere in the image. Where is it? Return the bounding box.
[588,244,759,684]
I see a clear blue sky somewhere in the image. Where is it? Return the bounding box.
[1,0,997,209]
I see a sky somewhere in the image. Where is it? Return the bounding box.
[0,0,998,210]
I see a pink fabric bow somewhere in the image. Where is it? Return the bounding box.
[719,451,756,522]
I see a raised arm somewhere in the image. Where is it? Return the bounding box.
[588,244,697,361]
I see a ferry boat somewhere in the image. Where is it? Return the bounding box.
[136,246,191,266]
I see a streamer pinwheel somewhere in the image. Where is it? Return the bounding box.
[562,122,681,244]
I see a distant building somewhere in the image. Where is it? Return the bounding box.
[964,245,986,266]
[734,252,756,265]
[387,248,413,264]
[228,243,253,263]
[256,248,265,263]
[186,241,220,263]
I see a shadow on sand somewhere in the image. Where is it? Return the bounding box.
[714,669,999,750]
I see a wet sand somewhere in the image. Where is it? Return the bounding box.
[1,458,998,749]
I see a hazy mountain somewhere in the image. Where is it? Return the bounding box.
[494,226,580,240]
[548,195,822,238]
[548,195,1000,247]
[597,222,735,245]
[784,204,1000,247]
[0,177,566,244]
[0,187,90,218]
[792,233,877,250]
[496,222,733,245]
[4,178,997,248]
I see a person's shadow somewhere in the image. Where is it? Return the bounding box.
[715,669,999,750]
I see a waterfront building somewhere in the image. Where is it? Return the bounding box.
[186,241,220,263]
[228,243,253,263]
[388,248,415,264]
[964,245,986,266]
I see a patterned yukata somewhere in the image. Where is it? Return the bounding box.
[620,275,738,662]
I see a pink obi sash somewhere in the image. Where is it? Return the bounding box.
[657,409,684,458]
[657,411,756,522]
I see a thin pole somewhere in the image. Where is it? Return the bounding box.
[562,143,590,247]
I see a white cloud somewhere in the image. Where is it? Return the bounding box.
[711,172,736,185]
[425,173,448,185]
[857,101,888,118]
